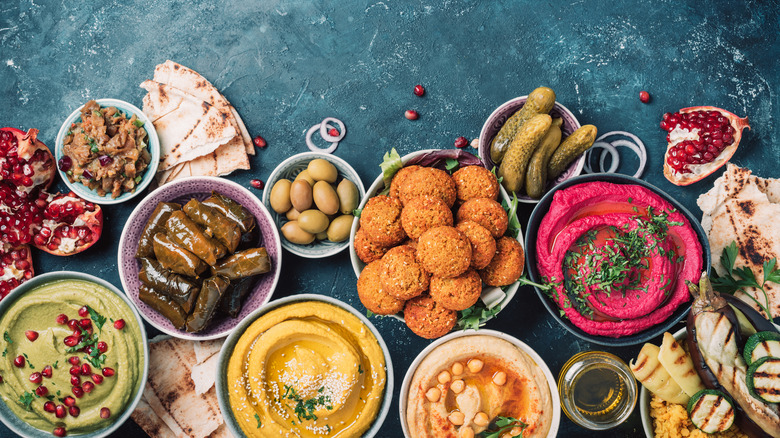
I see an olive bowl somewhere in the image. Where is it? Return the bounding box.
[478,95,585,204]
[524,173,712,347]
[262,151,366,258]
[215,293,394,438]
[55,98,160,205]
[117,176,282,340]
[0,271,149,438]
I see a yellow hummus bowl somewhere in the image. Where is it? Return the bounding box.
[0,272,148,438]
[216,294,393,438]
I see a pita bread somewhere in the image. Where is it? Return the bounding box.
[192,353,220,395]
[141,81,237,171]
[153,60,254,156]
[698,163,780,317]
[194,339,224,365]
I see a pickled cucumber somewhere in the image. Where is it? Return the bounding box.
[524,118,563,199]
[490,87,556,164]
[547,125,597,179]
[497,114,552,193]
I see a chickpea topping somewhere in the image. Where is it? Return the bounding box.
[473,412,490,427]
[438,370,452,384]
[450,379,465,394]
[493,371,507,386]
[448,411,465,426]
[425,387,441,402]
[467,359,484,373]
[461,426,475,438]
[451,362,464,376]
[501,434,512,438]
[510,427,523,436]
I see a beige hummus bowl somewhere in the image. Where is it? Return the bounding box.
[399,329,560,438]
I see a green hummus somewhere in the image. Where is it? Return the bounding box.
[0,279,143,434]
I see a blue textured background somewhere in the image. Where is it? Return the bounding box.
[1,0,778,436]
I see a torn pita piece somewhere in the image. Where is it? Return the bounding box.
[698,163,780,318]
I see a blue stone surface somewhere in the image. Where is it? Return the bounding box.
[0,0,777,436]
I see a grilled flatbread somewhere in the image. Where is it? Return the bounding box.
[698,164,780,318]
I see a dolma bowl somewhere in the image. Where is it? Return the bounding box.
[117,176,282,340]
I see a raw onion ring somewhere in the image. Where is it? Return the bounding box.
[306,123,339,154]
[319,117,346,142]
[585,141,619,174]
[584,131,647,178]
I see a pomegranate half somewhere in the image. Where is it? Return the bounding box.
[0,244,34,298]
[661,106,750,186]
[32,192,103,256]
[0,127,55,196]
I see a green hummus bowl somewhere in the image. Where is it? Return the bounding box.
[0,272,148,438]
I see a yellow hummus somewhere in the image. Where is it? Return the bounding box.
[0,280,144,434]
[407,335,553,438]
[227,301,386,437]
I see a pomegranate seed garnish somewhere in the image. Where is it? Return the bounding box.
[92,373,104,384]
[102,367,115,377]
[328,128,339,137]
[13,355,25,367]
[55,313,68,324]
[82,381,95,393]
[25,330,38,341]
[404,110,419,120]
[413,84,425,97]
[100,407,110,419]
[63,396,76,407]
[70,375,80,386]
[35,385,48,397]
[79,318,91,329]
[78,306,89,317]
[53,427,67,437]
[72,386,84,398]
[55,404,67,418]
[252,135,267,148]
[69,365,81,376]
[43,401,56,412]
[250,179,264,190]
[639,91,650,103]
[67,319,79,331]
[454,137,468,149]
[113,319,125,330]
[80,363,91,376]
[69,405,80,417]
[97,341,108,353]
[63,335,79,347]
[42,365,52,378]
[29,372,42,384]
[68,356,80,366]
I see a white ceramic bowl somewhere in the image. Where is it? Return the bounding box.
[55,98,160,205]
[348,149,524,325]
[215,293,394,438]
[0,272,149,438]
[262,152,366,258]
[399,329,561,437]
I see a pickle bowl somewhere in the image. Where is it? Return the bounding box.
[478,95,585,204]
[117,176,282,340]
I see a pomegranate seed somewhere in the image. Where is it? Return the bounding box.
[72,386,84,398]
[63,335,79,347]
[102,367,115,377]
[68,356,80,366]
[82,381,95,393]
[328,128,339,137]
[67,319,79,331]
[79,318,91,329]
[80,363,91,376]
[703,152,715,161]
[13,355,25,367]
[53,427,67,437]
[58,156,72,172]
[685,144,696,155]
[250,179,264,190]
[63,396,76,407]
[25,330,38,341]
[30,372,42,384]
[35,385,48,397]
[69,365,80,376]
[639,91,650,103]
[96,341,108,353]
[42,365,52,378]
[56,314,68,324]
[659,120,668,130]
[92,373,104,384]
[43,401,56,412]
[97,155,113,167]
[454,136,468,149]
[113,319,125,330]
[100,407,111,419]
[404,110,419,120]
[69,405,80,417]
[252,135,267,148]
[413,84,425,97]
[78,306,89,317]
[55,404,67,418]
[70,375,80,386]
[662,112,672,120]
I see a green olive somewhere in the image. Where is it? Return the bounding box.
[294,169,316,186]
[289,179,313,212]
[336,179,359,214]
[269,179,292,214]
[297,209,330,234]
[307,159,338,183]
[312,181,340,215]
[285,208,301,221]
[281,221,315,245]
[327,215,354,242]
[315,231,328,241]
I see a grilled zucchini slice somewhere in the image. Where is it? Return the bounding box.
[746,356,780,404]
[743,331,780,366]
[687,389,735,433]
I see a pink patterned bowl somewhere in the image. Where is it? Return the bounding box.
[478,96,586,204]
[117,177,282,340]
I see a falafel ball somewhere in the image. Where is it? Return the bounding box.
[359,195,406,246]
[456,220,497,270]
[456,197,508,239]
[354,227,390,264]
[416,226,472,278]
[381,245,430,300]
[399,167,457,208]
[400,196,454,240]
[479,236,524,286]
[358,260,406,315]
[452,165,500,202]
[429,269,482,311]
[389,165,422,198]
[403,294,457,339]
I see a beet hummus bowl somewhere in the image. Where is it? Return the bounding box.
[525,173,711,347]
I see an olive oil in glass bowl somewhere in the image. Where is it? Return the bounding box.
[558,351,637,430]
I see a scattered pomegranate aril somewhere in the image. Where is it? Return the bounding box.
[67,319,79,331]
[69,365,81,376]
[68,356,80,366]
[13,355,25,367]
[80,363,91,376]
[78,306,89,317]
[639,91,650,103]
[53,427,67,437]
[328,128,339,137]
[92,373,104,384]
[63,396,76,407]
[113,319,125,330]
[29,372,42,384]
[102,367,115,377]
[413,84,425,97]
[56,314,68,325]
[43,401,56,412]
[64,336,78,347]
[70,375,80,386]
[42,365,52,378]
[72,385,84,398]
[100,407,110,419]
[35,385,48,397]
[97,341,108,353]
[82,381,95,393]
[55,404,67,418]
[405,110,419,121]
[250,179,264,190]
[79,318,91,329]
[68,405,80,418]
[252,135,267,148]
[454,137,468,149]
[25,330,38,341]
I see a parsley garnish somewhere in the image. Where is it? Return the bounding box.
[352,208,362,218]
[478,416,528,438]
[53,360,58,369]
[712,241,779,319]
[22,353,34,369]
[500,193,522,239]
[19,391,34,411]
[282,385,333,422]
[366,310,375,318]
[444,158,459,172]
[457,302,501,330]
[87,306,107,332]
[254,413,262,428]
[132,119,145,127]
[3,331,12,344]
